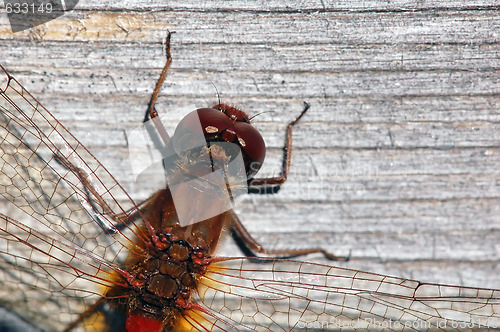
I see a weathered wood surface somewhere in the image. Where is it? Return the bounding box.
[0,1,499,294]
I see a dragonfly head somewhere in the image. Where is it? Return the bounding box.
[172,105,266,179]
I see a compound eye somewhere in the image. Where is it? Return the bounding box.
[173,108,266,178]
[196,108,233,134]
[233,122,265,177]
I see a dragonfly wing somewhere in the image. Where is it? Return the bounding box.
[0,65,147,257]
[0,212,124,331]
[196,257,500,331]
[0,66,151,331]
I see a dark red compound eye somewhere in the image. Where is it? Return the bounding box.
[173,105,266,178]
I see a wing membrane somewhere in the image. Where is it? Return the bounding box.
[0,66,145,331]
[199,258,500,331]
[0,212,124,331]
[0,66,147,259]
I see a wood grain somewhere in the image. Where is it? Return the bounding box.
[1,1,499,296]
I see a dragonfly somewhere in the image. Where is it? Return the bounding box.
[1,34,500,332]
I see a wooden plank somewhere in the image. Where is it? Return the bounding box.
[0,0,499,313]
[2,42,500,72]
[0,10,499,44]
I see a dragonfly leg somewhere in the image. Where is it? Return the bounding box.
[144,30,175,123]
[101,197,152,232]
[247,102,309,195]
[141,31,177,161]
[54,153,148,233]
[230,212,349,261]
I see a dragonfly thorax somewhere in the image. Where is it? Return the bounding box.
[107,230,211,331]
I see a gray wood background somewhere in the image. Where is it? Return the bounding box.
[1,1,499,293]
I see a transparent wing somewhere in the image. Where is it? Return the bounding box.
[195,257,500,331]
[0,65,147,331]
[0,65,147,257]
[0,212,124,332]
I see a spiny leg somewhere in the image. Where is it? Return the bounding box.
[248,101,309,194]
[144,30,175,123]
[231,212,349,261]
[144,31,175,122]
[243,102,349,260]
[55,152,155,235]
